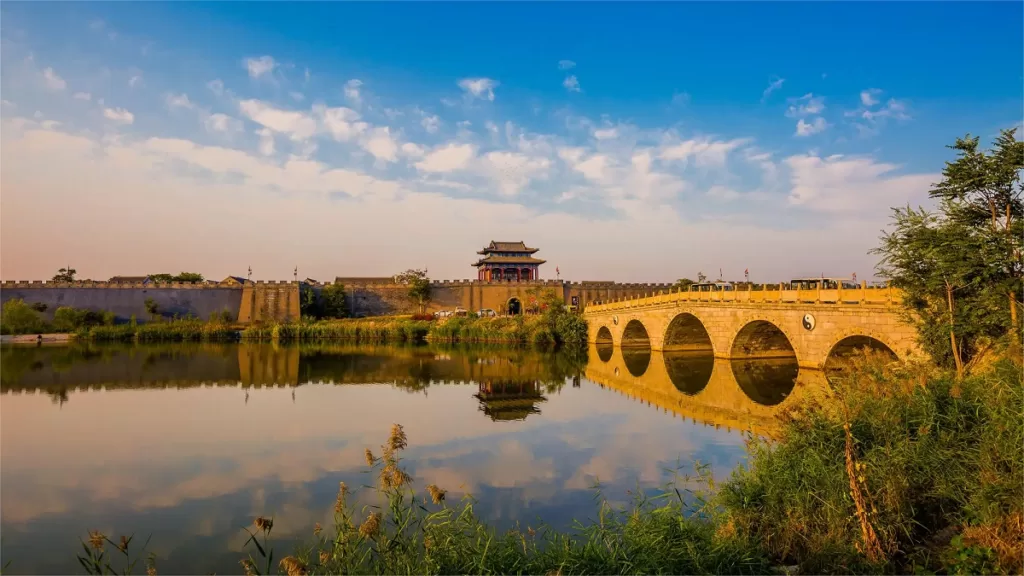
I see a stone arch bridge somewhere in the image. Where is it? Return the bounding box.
[583,285,920,370]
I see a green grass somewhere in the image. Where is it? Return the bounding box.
[240,313,588,347]
[66,352,1024,575]
[79,319,239,342]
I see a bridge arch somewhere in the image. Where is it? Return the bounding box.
[730,319,797,360]
[663,313,714,353]
[595,326,614,362]
[824,334,898,372]
[621,319,651,348]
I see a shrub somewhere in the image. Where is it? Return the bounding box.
[52,306,108,332]
[0,298,48,335]
[410,313,435,321]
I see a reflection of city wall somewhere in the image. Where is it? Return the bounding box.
[0,344,578,393]
[583,344,830,438]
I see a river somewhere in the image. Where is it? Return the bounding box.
[0,342,825,574]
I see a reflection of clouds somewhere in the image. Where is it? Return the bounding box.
[2,362,751,574]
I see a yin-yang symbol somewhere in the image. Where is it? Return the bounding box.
[802,313,816,331]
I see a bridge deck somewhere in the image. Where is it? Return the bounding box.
[586,286,899,313]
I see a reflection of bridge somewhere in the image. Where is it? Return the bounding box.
[584,286,920,369]
[584,345,831,438]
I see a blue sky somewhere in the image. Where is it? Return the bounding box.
[1,2,1020,282]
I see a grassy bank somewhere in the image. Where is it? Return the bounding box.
[78,319,239,342]
[241,313,588,346]
[72,352,1021,575]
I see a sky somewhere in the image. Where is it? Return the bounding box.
[1,2,1021,283]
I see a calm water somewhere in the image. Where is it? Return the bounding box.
[0,342,821,574]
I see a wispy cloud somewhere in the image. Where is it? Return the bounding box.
[795,117,828,137]
[165,93,194,110]
[457,78,498,101]
[558,60,576,70]
[41,67,66,90]
[103,107,135,124]
[244,56,277,79]
[129,74,144,89]
[563,75,581,93]
[785,93,825,117]
[860,88,881,106]
[344,79,363,106]
[760,76,784,102]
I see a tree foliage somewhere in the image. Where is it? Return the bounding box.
[0,298,47,334]
[675,278,695,289]
[874,129,1023,373]
[395,269,432,313]
[150,272,205,283]
[320,284,348,319]
[52,268,77,283]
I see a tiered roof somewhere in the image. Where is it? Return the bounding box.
[473,240,546,267]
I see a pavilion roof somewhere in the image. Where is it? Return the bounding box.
[472,255,547,267]
[476,241,539,255]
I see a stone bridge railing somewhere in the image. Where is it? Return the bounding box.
[586,285,901,313]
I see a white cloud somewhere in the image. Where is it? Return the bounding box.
[860,88,881,107]
[256,128,275,156]
[573,154,612,183]
[165,93,194,110]
[401,142,425,157]
[671,92,691,106]
[786,93,825,117]
[289,91,305,102]
[786,153,934,214]
[557,146,586,165]
[41,67,66,91]
[421,115,441,134]
[761,76,784,102]
[558,60,576,70]
[861,99,910,122]
[344,79,363,106]
[207,79,225,96]
[103,107,134,124]
[563,75,581,93]
[244,56,277,79]
[658,137,748,167]
[361,127,399,162]
[238,100,316,141]
[205,113,243,134]
[481,151,552,196]
[73,92,92,101]
[129,74,143,89]
[457,78,498,101]
[315,105,367,141]
[414,143,476,173]
[593,127,618,140]
[795,117,828,137]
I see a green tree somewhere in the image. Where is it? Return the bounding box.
[0,299,47,334]
[320,284,348,319]
[927,129,1023,354]
[697,272,707,283]
[52,268,76,283]
[300,284,321,318]
[875,206,1002,377]
[150,272,205,283]
[675,278,695,290]
[395,269,432,313]
[144,298,160,321]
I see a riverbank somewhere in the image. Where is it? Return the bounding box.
[71,353,1021,575]
[64,314,590,346]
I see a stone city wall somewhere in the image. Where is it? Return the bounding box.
[0,278,673,323]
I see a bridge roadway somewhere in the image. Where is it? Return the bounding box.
[583,285,920,370]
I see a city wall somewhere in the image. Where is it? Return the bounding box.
[333,278,674,317]
[0,281,300,324]
[0,278,671,324]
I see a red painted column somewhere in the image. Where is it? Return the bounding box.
[517,269,522,282]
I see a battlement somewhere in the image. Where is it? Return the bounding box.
[0,280,240,289]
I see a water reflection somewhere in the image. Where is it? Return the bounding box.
[621,347,651,377]
[730,358,799,406]
[0,341,820,575]
[663,352,714,395]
